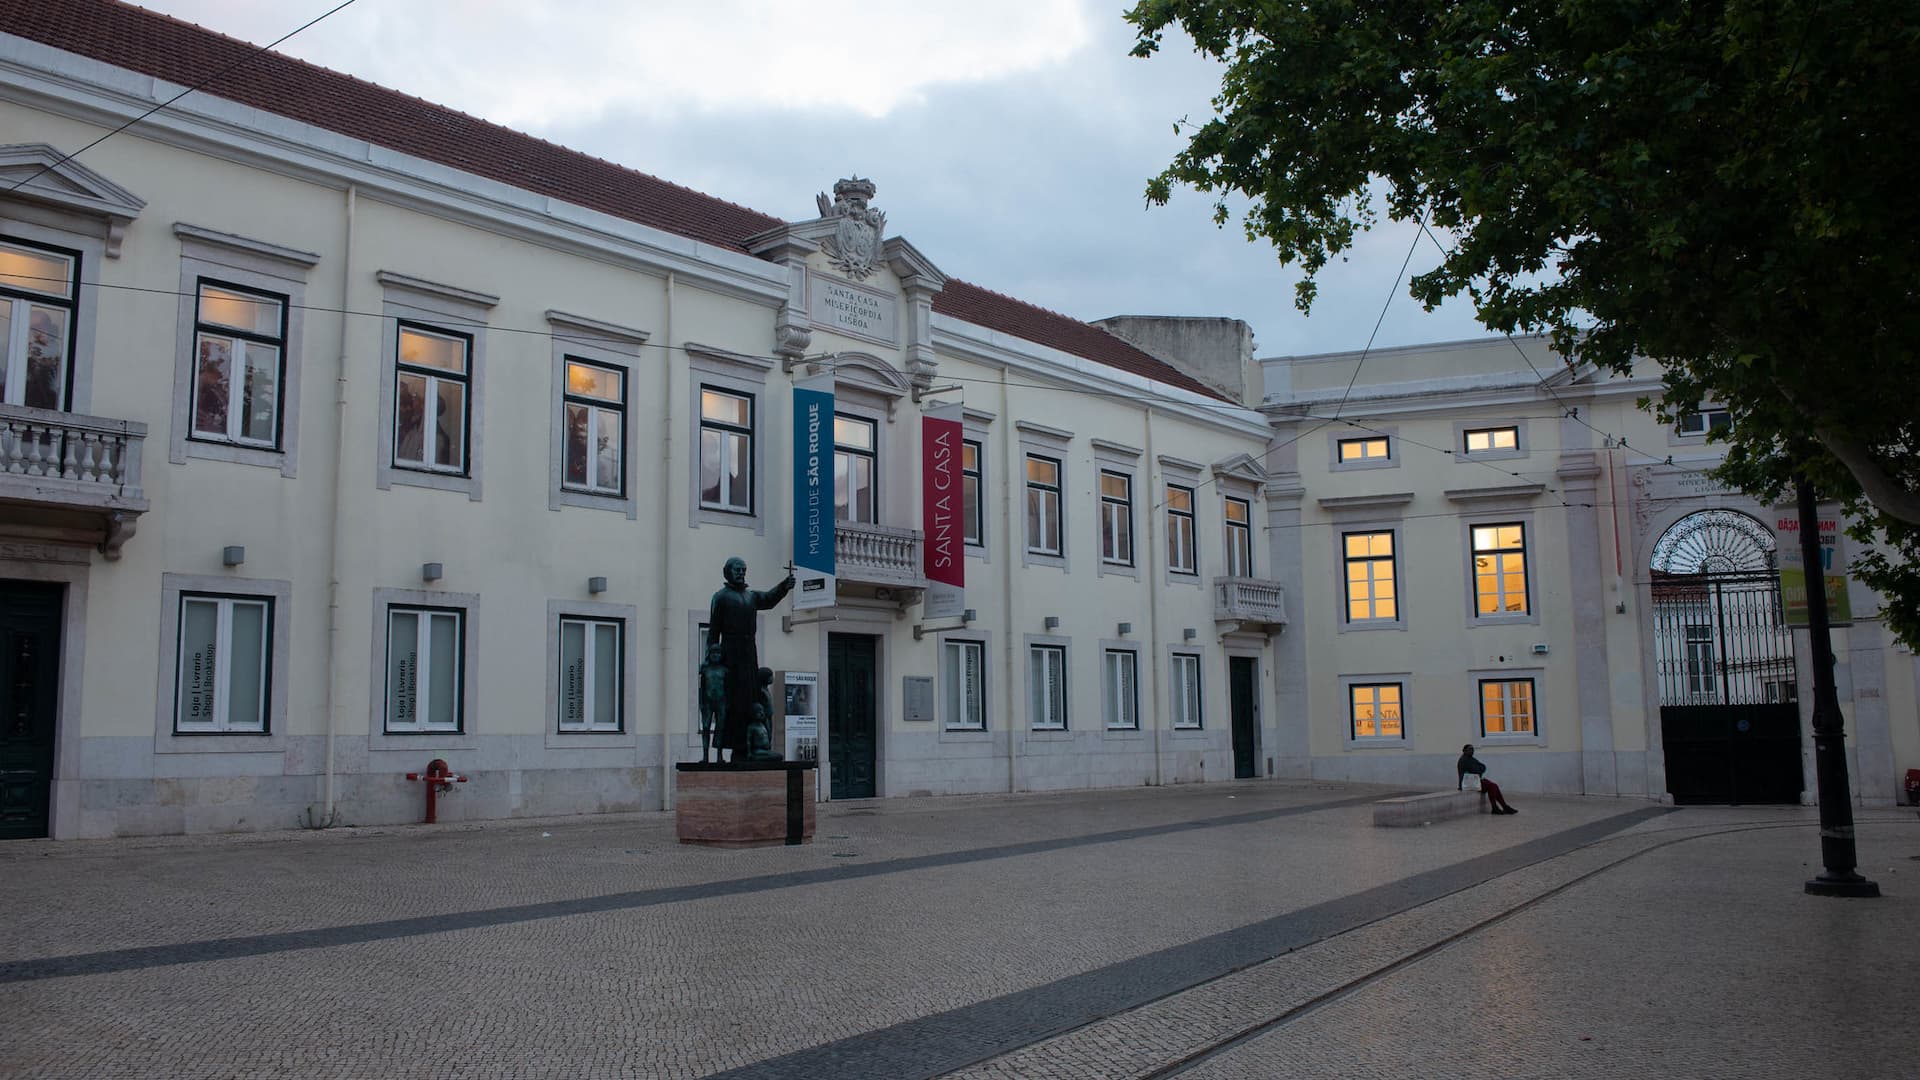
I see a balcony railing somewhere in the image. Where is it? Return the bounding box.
[1215,575,1288,632]
[0,404,149,558]
[836,521,925,591]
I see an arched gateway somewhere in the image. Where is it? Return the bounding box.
[1649,510,1802,803]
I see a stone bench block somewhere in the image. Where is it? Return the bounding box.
[1372,789,1486,827]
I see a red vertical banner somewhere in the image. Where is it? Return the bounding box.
[922,404,966,618]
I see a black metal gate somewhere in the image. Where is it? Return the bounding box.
[1652,570,1801,804]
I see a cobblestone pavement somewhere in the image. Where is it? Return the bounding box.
[2,782,1914,1079]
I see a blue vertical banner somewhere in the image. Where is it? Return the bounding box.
[792,372,836,610]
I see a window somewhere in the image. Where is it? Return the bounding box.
[1685,625,1716,696]
[1170,652,1202,729]
[393,324,471,474]
[1026,455,1062,555]
[699,387,754,512]
[1337,437,1390,463]
[385,606,464,733]
[1463,426,1519,455]
[1349,683,1403,740]
[1480,678,1535,736]
[173,594,271,734]
[1029,643,1068,730]
[1166,484,1196,575]
[1099,470,1134,565]
[189,281,286,448]
[558,617,623,732]
[562,360,625,496]
[1677,406,1731,437]
[1471,523,1530,616]
[943,639,986,731]
[1102,649,1139,730]
[1224,497,1253,577]
[0,237,77,410]
[962,438,984,546]
[835,413,877,523]
[1343,531,1398,621]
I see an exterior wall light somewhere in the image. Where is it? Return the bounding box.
[1183,627,1198,642]
[1117,622,1133,636]
[588,576,608,594]
[422,562,443,583]
[1043,616,1060,631]
[221,545,245,567]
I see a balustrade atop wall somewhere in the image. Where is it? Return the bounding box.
[835,521,925,589]
[0,404,149,557]
[1215,575,1288,631]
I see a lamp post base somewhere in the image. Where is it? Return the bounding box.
[1805,874,1881,898]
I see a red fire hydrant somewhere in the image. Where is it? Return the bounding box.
[404,758,468,823]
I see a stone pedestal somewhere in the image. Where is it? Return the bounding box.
[675,762,817,847]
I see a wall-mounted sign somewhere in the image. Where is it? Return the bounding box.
[903,676,935,722]
[922,403,965,619]
[792,373,836,610]
[1777,512,1852,626]
[783,671,818,761]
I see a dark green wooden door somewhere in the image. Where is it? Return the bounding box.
[0,581,62,840]
[827,634,877,799]
[1229,656,1258,779]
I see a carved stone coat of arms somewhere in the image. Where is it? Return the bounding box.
[816,177,886,280]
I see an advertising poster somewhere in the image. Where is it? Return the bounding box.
[783,671,819,762]
[792,373,836,610]
[921,403,966,619]
[1777,512,1852,626]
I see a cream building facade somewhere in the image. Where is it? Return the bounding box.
[0,3,1287,839]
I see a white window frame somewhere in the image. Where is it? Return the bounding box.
[1342,675,1409,745]
[392,322,472,476]
[188,279,287,450]
[1685,624,1716,698]
[383,605,465,735]
[1169,651,1203,730]
[942,637,988,732]
[547,598,640,748]
[171,593,272,734]
[546,311,646,517]
[1028,641,1069,731]
[154,573,292,754]
[1342,529,1399,623]
[699,385,755,514]
[1468,519,1533,621]
[834,411,879,524]
[1454,420,1528,462]
[1478,677,1537,739]
[1099,469,1134,567]
[1166,483,1197,576]
[374,272,495,500]
[1017,421,1073,571]
[1224,496,1254,578]
[1026,453,1064,557]
[1676,403,1731,438]
[1471,666,1546,745]
[0,235,78,411]
[368,587,480,750]
[962,437,985,550]
[686,343,773,531]
[561,358,626,497]
[1327,426,1400,472]
[557,615,624,733]
[1102,648,1140,730]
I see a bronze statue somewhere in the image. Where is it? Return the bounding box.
[696,643,726,764]
[744,666,782,762]
[705,557,794,763]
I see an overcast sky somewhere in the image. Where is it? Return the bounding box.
[139,0,1491,359]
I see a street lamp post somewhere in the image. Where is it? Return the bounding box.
[1795,478,1879,898]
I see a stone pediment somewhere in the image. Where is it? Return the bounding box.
[0,143,146,256]
[1211,453,1269,487]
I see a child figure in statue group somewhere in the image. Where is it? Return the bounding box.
[697,644,727,764]
[745,667,783,762]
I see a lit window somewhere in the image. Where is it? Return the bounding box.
[1029,643,1067,729]
[1166,484,1196,574]
[1026,455,1062,556]
[1480,678,1535,736]
[943,639,986,731]
[1344,531,1398,621]
[190,281,286,448]
[1170,652,1203,729]
[559,617,623,732]
[174,594,271,734]
[1337,437,1390,463]
[1350,683,1403,740]
[1103,649,1139,729]
[1463,426,1519,454]
[698,387,753,513]
[393,324,471,474]
[1471,523,1530,616]
[562,360,625,496]
[834,414,877,524]
[0,237,77,410]
[962,439,984,546]
[385,606,463,733]
[1224,497,1253,577]
[1100,470,1133,566]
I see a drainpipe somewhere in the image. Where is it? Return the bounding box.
[657,272,677,811]
[1144,406,1162,786]
[1000,368,1017,794]
[321,184,357,823]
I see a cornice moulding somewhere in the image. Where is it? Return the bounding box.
[172,222,320,267]
[1316,492,1417,511]
[544,310,651,346]
[1444,483,1547,504]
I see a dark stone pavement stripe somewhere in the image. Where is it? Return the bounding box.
[0,790,1393,983]
[706,805,1678,1080]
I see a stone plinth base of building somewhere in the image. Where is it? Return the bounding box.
[675,762,816,847]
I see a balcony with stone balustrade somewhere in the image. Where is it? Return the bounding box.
[0,404,149,558]
[834,521,926,601]
[1214,575,1288,635]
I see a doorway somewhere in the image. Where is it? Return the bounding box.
[1,580,63,839]
[827,633,878,799]
[1229,656,1258,779]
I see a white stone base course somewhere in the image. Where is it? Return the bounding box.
[1371,789,1486,827]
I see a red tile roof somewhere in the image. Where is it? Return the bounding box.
[3,0,1230,403]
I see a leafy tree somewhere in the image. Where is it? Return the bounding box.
[1128,0,1920,642]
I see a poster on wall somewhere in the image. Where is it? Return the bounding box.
[792,372,836,610]
[1776,511,1852,626]
[921,403,966,619]
[783,671,819,762]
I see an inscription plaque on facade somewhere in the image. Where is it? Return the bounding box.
[809,273,899,346]
[903,676,934,722]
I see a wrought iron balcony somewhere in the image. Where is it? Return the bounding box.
[1214,575,1288,633]
[835,521,926,594]
[0,404,149,558]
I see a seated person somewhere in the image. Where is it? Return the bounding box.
[1457,743,1518,815]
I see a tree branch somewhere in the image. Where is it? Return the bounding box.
[1816,430,1920,525]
